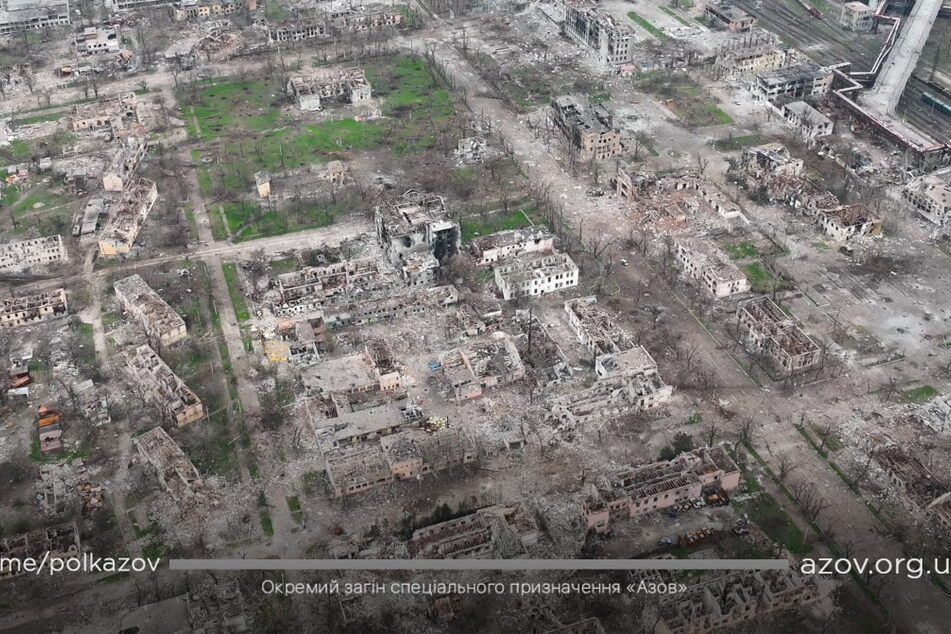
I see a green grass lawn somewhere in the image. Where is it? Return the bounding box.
[628,11,669,39]
[461,205,545,243]
[902,385,939,404]
[221,262,250,323]
[72,322,97,365]
[269,256,299,275]
[12,188,68,218]
[660,6,691,26]
[712,134,764,151]
[743,262,777,292]
[636,73,732,127]
[11,111,62,127]
[740,491,811,554]
[722,241,759,260]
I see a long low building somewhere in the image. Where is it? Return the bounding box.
[0,289,68,330]
[584,446,740,533]
[114,274,187,348]
[409,503,539,559]
[135,426,203,500]
[0,236,67,273]
[470,226,553,266]
[675,238,750,298]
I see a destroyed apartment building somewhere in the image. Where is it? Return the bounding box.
[737,296,822,377]
[286,67,371,112]
[584,446,740,533]
[114,274,188,348]
[305,339,403,396]
[265,316,326,367]
[780,100,834,140]
[325,426,477,497]
[135,426,203,500]
[739,143,803,181]
[786,184,882,241]
[330,4,404,32]
[408,503,539,559]
[375,189,460,267]
[552,298,672,425]
[124,344,204,426]
[74,26,120,55]
[839,1,876,31]
[551,96,624,162]
[711,31,794,79]
[103,134,147,192]
[0,288,68,330]
[173,0,241,21]
[0,523,81,579]
[871,443,951,534]
[470,227,554,266]
[675,238,750,298]
[267,19,327,43]
[704,1,756,32]
[0,235,67,273]
[67,92,144,133]
[437,332,526,401]
[559,0,635,66]
[272,256,459,324]
[614,166,746,228]
[902,169,951,228]
[494,252,579,301]
[917,392,951,434]
[98,177,158,256]
[754,62,833,105]
[649,568,819,633]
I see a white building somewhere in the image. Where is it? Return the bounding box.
[0,236,67,273]
[902,171,951,227]
[840,1,875,31]
[494,253,578,301]
[781,101,833,139]
[675,238,750,298]
[470,226,554,265]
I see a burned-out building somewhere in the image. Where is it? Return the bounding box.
[737,296,822,376]
[375,190,459,267]
[651,569,819,633]
[564,296,635,359]
[901,170,951,227]
[551,96,624,161]
[267,21,327,43]
[114,274,188,348]
[331,4,404,32]
[870,444,951,534]
[0,235,67,273]
[754,62,833,105]
[0,288,68,330]
[470,227,554,266]
[125,344,204,426]
[325,426,477,497]
[559,0,635,66]
[0,0,71,36]
[839,1,875,31]
[584,446,740,533]
[675,238,750,298]
[0,523,81,579]
[306,339,403,396]
[286,67,371,112]
[173,0,240,20]
[67,92,143,132]
[494,252,579,301]
[74,26,120,55]
[739,143,803,180]
[704,1,756,31]
[135,426,203,500]
[102,134,147,192]
[438,333,526,400]
[98,177,158,256]
[712,32,792,79]
[781,100,833,139]
[409,503,539,559]
[786,185,881,241]
[614,166,746,229]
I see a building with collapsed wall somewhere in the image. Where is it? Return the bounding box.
[103,134,147,192]
[614,166,745,229]
[739,143,803,180]
[438,333,525,400]
[331,5,404,31]
[564,296,636,359]
[737,296,821,376]
[870,444,951,533]
[375,190,459,267]
[74,26,120,55]
[0,288,68,329]
[919,393,951,434]
[67,92,142,132]
[114,274,187,348]
[494,252,579,301]
[704,1,755,31]
[786,184,881,241]
[98,177,158,256]
[839,1,875,31]
[0,0,70,36]
[409,503,539,559]
[125,344,204,426]
[754,62,833,105]
[267,21,327,43]
[559,0,634,66]
[313,400,424,454]
[470,227,554,266]
[306,338,403,396]
[584,446,740,533]
[0,523,80,579]
[135,426,203,500]
[0,235,66,273]
[781,100,833,139]
[902,170,951,227]
[711,32,791,78]
[675,238,750,298]
[286,67,371,111]
[173,0,240,20]
[651,569,819,633]
[551,96,624,161]
[326,426,477,497]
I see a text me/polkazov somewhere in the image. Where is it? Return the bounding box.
[0,553,160,575]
